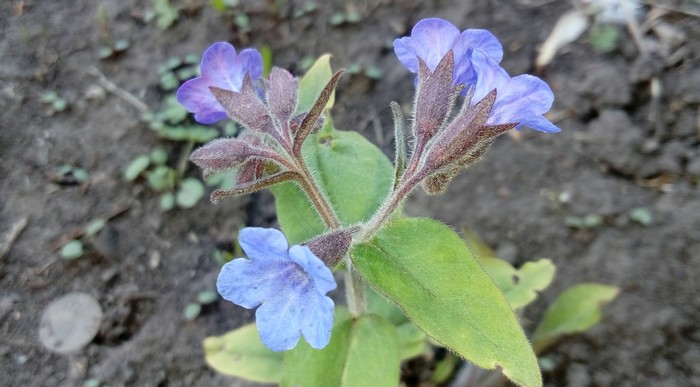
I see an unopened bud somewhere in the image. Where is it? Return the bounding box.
[422,168,458,195]
[190,138,255,172]
[304,229,353,268]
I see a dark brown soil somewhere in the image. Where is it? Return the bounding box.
[2,1,699,386]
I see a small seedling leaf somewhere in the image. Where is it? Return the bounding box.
[85,218,106,237]
[150,148,169,165]
[197,290,218,305]
[124,155,151,181]
[60,240,84,260]
[160,192,175,211]
[184,302,201,320]
[532,283,619,353]
[176,178,205,208]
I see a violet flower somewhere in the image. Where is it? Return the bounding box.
[217,227,336,351]
[176,42,263,124]
[393,18,503,87]
[470,50,560,133]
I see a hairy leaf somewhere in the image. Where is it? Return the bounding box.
[352,218,542,387]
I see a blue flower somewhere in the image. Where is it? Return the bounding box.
[470,50,560,133]
[177,42,263,124]
[217,227,336,351]
[393,18,503,86]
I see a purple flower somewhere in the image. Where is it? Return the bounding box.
[471,50,560,133]
[393,18,503,86]
[177,42,263,124]
[217,227,336,351]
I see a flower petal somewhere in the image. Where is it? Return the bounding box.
[255,289,305,351]
[300,293,335,349]
[288,245,337,294]
[177,43,263,124]
[394,18,460,73]
[487,74,555,125]
[239,227,289,262]
[201,42,262,91]
[216,258,282,309]
[470,49,510,102]
[176,77,227,124]
[452,29,503,85]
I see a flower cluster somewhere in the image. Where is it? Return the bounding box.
[177,18,559,353]
[390,18,559,194]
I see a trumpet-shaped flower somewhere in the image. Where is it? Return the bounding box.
[217,227,336,351]
[177,42,263,124]
[393,18,503,86]
[471,50,560,133]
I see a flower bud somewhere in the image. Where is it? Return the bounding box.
[189,138,256,172]
[303,229,353,268]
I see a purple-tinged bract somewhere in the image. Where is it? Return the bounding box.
[393,18,503,87]
[176,42,263,124]
[217,228,336,352]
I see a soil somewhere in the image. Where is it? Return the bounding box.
[1,0,699,386]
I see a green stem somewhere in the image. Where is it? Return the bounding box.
[293,158,366,316]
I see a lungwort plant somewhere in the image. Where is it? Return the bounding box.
[176,18,616,387]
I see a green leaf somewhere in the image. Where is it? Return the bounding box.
[396,321,427,360]
[367,287,426,360]
[629,207,653,226]
[152,0,179,30]
[176,178,205,208]
[146,165,176,191]
[84,219,106,237]
[197,290,218,305]
[124,155,150,181]
[462,227,496,259]
[366,286,408,326]
[432,353,458,384]
[183,303,201,320]
[204,323,283,383]
[60,240,84,260]
[589,23,619,53]
[296,54,335,114]
[260,45,274,78]
[150,148,169,165]
[532,283,619,353]
[160,192,175,211]
[272,126,393,244]
[352,218,542,387]
[282,312,400,387]
[480,257,556,310]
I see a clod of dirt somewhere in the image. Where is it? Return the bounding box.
[38,292,103,354]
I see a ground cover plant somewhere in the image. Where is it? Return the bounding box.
[2,1,699,386]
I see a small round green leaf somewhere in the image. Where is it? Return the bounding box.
[60,240,84,260]
[150,148,169,165]
[84,218,106,237]
[160,192,175,211]
[197,290,218,305]
[176,178,205,208]
[183,303,201,320]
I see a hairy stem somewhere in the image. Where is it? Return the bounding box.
[293,158,367,316]
[359,169,426,242]
[295,163,340,229]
